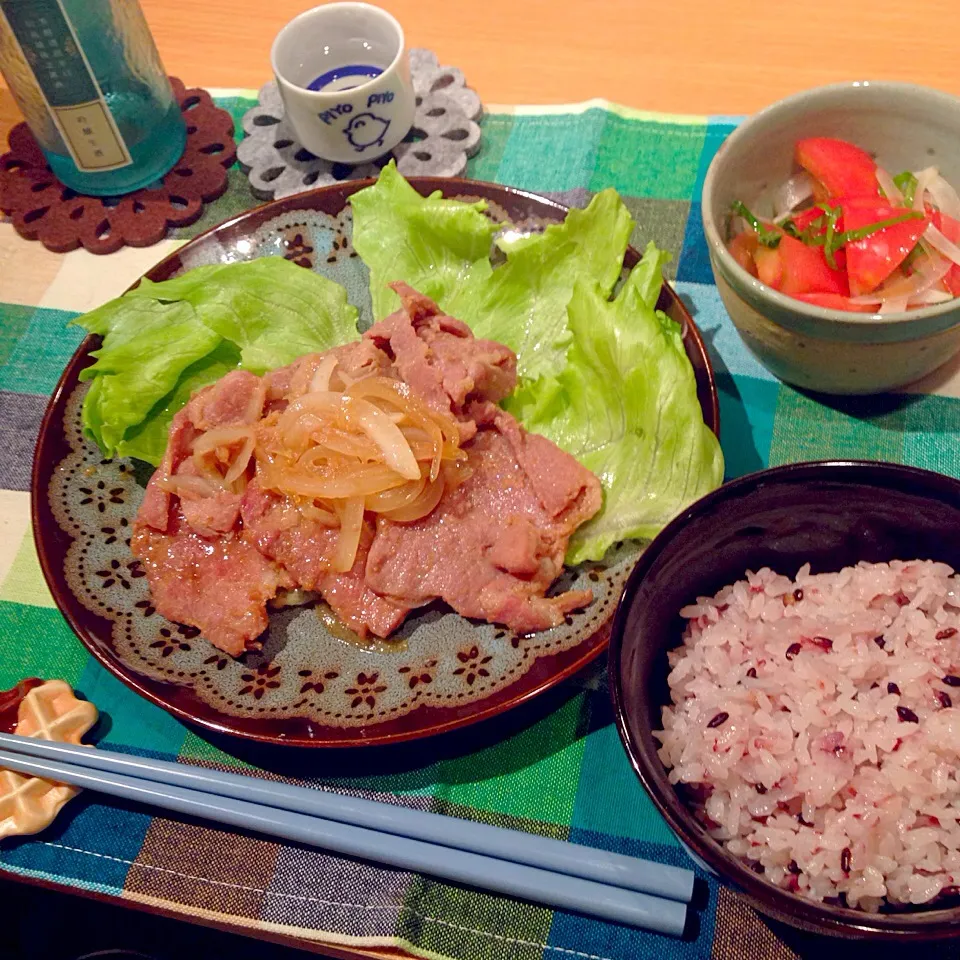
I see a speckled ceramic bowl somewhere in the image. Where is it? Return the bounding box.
[610,461,960,939]
[702,82,960,395]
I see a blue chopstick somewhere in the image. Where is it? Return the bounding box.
[0,746,687,936]
[0,731,693,903]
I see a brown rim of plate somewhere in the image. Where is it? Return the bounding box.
[31,176,720,748]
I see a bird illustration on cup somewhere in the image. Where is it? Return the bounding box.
[344,112,391,152]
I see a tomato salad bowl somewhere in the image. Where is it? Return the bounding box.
[702,81,960,396]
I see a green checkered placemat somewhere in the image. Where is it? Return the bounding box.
[2,92,960,960]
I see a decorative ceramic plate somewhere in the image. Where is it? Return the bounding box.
[32,178,719,747]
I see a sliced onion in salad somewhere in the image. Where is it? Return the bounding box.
[772,172,814,219]
[922,222,960,268]
[878,296,910,314]
[912,166,940,213]
[927,172,960,221]
[728,139,960,316]
[875,166,903,205]
[909,287,955,306]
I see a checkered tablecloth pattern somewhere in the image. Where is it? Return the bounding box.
[3,92,960,960]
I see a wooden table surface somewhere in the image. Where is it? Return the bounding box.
[3,0,960,137]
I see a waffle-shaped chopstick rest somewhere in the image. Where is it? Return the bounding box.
[0,680,98,839]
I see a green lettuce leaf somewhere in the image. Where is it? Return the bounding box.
[126,258,358,373]
[350,161,498,319]
[508,243,724,564]
[351,163,633,382]
[76,297,222,457]
[74,257,359,465]
[81,376,106,454]
[452,190,634,380]
[115,342,243,465]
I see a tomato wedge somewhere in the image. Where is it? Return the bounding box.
[729,230,759,276]
[928,209,960,241]
[945,271,960,298]
[784,206,846,271]
[789,204,844,232]
[754,244,783,289]
[941,272,960,298]
[841,198,929,295]
[930,211,960,296]
[795,293,876,314]
[777,233,849,296]
[796,138,878,200]
[788,207,827,233]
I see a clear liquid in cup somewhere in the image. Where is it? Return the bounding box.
[298,31,394,93]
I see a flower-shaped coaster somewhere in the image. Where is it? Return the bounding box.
[238,49,482,201]
[0,679,98,839]
[0,78,236,255]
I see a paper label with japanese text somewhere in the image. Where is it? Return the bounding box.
[0,0,132,171]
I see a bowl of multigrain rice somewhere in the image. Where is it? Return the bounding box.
[609,460,960,939]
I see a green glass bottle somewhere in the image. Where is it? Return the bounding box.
[0,0,186,195]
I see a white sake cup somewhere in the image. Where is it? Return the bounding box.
[270,2,415,164]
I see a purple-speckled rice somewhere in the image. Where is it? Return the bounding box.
[656,560,960,911]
